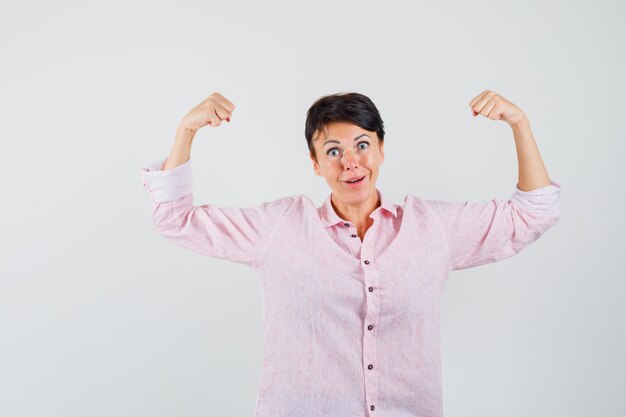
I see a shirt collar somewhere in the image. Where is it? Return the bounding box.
[318,188,398,228]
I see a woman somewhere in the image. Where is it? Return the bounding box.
[140,91,561,417]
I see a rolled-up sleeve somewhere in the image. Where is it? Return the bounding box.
[427,180,562,271]
[140,157,295,269]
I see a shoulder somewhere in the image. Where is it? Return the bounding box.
[400,194,441,217]
[284,194,317,213]
[253,194,300,213]
[258,194,315,215]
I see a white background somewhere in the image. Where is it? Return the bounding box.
[1,0,624,416]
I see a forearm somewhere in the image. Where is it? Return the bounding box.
[163,125,197,171]
[511,118,551,191]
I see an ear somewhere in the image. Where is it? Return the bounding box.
[309,152,320,176]
[380,141,385,163]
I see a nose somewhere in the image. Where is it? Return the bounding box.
[341,149,359,170]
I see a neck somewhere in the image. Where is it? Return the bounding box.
[331,190,381,229]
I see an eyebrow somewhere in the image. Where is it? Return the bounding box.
[323,133,370,147]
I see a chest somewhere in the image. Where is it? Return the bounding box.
[255,207,450,320]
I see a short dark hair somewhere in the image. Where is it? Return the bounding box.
[305,92,385,161]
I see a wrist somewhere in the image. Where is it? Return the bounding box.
[509,115,530,131]
[175,124,197,143]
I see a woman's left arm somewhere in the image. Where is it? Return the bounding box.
[511,119,551,191]
[419,91,562,272]
[469,89,551,191]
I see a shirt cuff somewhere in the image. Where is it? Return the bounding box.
[140,157,193,203]
[510,179,562,213]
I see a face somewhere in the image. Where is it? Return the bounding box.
[310,121,385,206]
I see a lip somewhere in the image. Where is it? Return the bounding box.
[343,174,366,182]
[342,174,367,187]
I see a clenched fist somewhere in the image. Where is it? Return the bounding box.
[181,92,236,132]
[469,90,527,126]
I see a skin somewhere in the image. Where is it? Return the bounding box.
[309,122,385,240]
[162,90,552,241]
[162,92,234,171]
[468,89,551,192]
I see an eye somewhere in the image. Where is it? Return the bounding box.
[327,148,340,157]
[358,141,369,150]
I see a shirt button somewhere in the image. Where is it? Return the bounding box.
[351,233,357,238]
[368,364,373,370]
[368,287,374,292]
[364,260,370,265]
[367,324,374,330]
[344,223,350,227]
[370,405,375,411]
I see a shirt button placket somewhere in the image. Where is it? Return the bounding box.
[344,223,359,240]
[362,255,380,416]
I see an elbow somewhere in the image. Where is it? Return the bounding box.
[510,204,561,247]
[150,194,194,231]
[150,201,186,236]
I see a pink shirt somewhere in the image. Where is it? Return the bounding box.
[141,157,562,417]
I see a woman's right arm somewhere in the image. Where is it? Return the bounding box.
[161,126,195,171]
[140,92,295,269]
[163,91,234,171]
